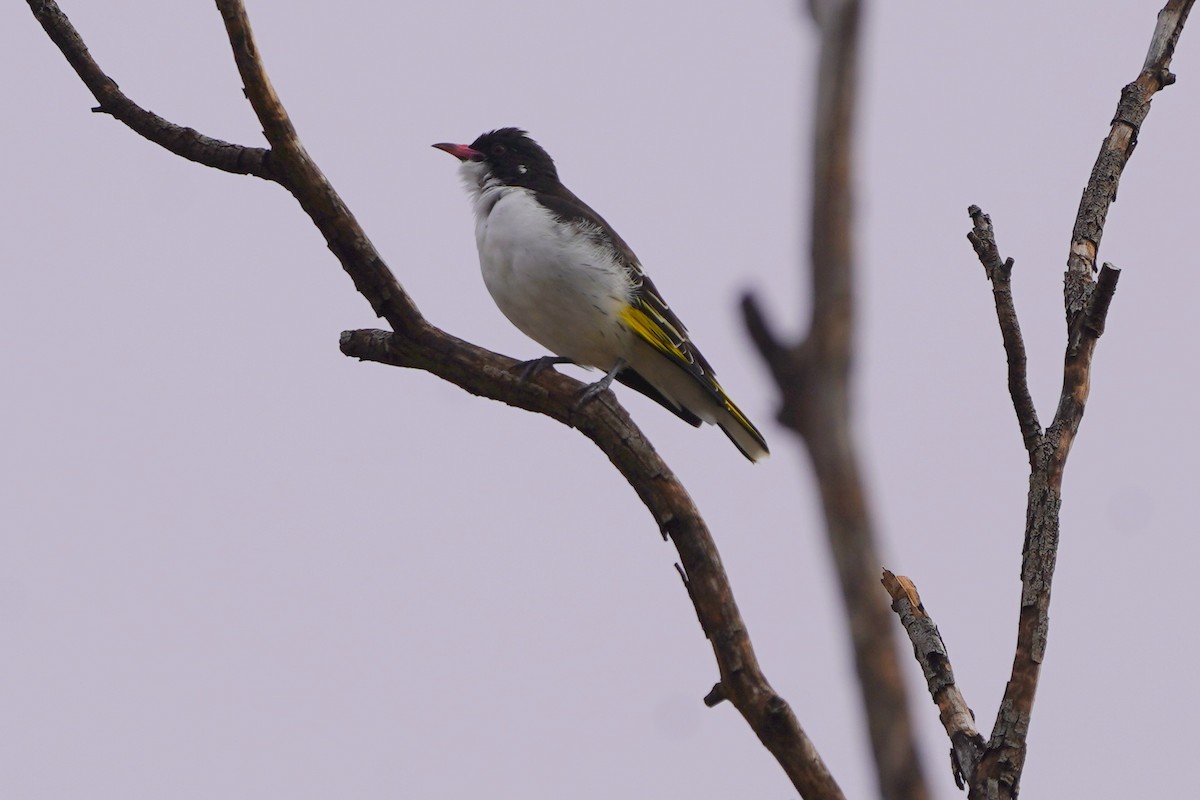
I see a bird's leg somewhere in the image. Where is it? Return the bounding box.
[574,359,626,409]
[513,355,575,382]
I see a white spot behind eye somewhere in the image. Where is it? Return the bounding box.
[517,164,528,175]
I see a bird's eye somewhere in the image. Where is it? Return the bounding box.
[492,143,507,156]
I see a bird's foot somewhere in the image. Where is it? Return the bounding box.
[573,359,625,410]
[513,355,575,382]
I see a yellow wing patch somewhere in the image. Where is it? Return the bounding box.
[619,300,736,408]
[619,303,690,366]
[619,301,769,459]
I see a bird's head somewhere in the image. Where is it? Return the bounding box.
[433,128,558,191]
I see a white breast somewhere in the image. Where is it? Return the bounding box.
[470,185,635,370]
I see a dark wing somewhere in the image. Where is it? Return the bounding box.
[533,182,767,455]
[531,183,723,393]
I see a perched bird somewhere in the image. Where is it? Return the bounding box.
[433,128,768,462]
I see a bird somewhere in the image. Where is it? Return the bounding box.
[433,128,769,462]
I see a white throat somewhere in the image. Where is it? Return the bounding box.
[458,159,511,221]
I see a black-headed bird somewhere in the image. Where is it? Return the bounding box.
[434,128,768,462]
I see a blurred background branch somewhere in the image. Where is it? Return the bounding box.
[744,1,928,798]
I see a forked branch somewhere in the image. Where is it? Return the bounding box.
[889,2,1191,797]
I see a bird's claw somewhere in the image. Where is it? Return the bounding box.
[573,379,613,410]
[513,355,574,382]
[573,362,624,410]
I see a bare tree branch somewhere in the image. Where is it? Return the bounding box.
[212,0,426,333]
[27,0,272,178]
[882,571,984,792]
[951,2,1191,796]
[339,325,847,799]
[966,208,1042,456]
[27,0,845,796]
[743,1,928,798]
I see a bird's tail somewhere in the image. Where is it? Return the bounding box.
[617,305,770,462]
[615,369,703,427]
[713,392,770,463]
[621,363,770,462]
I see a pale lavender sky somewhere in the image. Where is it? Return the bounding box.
[4,2,1197,798]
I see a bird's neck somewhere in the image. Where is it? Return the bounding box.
[459,161,517,221]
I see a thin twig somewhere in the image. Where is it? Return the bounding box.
[881,571,984,791]
[27,0,844,796]
[966,206,1043,457]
